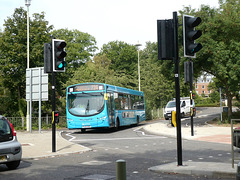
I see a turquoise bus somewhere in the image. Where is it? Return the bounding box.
[66,83,145,131]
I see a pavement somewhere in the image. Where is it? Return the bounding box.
[16,119,238,179]
[17,130,91,160]
[144,120,237,179]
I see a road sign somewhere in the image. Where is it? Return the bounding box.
[26,67,48,101]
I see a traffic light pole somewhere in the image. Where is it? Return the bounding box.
[173,11,182,166]
[52,72,56,152]
[189,59,194,136]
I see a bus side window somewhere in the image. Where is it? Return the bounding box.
[139,96,144,109]
[130,95,135,110]
[114,93,120,110]
[118,94,124,110]
[123,94,129,109]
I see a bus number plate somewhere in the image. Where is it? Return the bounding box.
[83,126,91,128]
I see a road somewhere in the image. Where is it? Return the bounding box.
[182,107,222,126]
[0,107,234,179]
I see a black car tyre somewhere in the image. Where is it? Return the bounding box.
[6,160,21,170]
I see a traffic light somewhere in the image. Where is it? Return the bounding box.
[192,93,195,99]
[44,43,52,73]
[183,15,202,58]
[53,111,59,124]
[52,39,67,72]
[157,19,174,60]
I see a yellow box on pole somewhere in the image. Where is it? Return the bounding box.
[172,111,177,127]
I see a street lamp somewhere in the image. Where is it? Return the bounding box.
[25,0,31,132]
[135,43,142,91]
[25,0,31,69]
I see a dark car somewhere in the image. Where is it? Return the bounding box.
[233,127,240,148]
[0,115,22,169]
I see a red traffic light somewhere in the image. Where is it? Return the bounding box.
[192,93,195,99]
[54,112,59,117]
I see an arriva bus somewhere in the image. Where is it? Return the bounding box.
[66,83,145,131]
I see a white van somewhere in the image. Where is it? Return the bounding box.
[164,98,195,120]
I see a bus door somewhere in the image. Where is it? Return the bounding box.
[107,93,115,127]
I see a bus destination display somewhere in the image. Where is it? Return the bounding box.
[74,84,104,92]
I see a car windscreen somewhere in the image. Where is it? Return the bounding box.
[67,92,105,116]
[0,119,13,142]
[166,101,176,108]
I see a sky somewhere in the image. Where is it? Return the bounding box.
[0,0,219,50]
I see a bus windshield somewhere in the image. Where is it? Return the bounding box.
[67,92,105,116]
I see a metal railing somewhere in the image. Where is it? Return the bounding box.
[6,116,67,129]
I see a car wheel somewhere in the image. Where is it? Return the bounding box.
[181,112,185,118]
[6,160,21,170]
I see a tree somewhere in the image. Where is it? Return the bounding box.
[99,41,138,85]
[51,29,98,72]
[0,7,53,117]
[179,1,240,118]
[66,54,114,86]
[51,29,98,106]
[140,42,175,118]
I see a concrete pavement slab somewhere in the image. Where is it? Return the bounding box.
[144,121,238,178]
[143,121,231,144]
[149,161,236,179]
[17,130,91,160]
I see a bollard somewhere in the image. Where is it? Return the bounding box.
[237,162,240,180]
[116,159,126,180]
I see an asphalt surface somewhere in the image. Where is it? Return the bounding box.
[16,118,238,179]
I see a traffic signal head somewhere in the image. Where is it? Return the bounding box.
[52,39,67,72]
[54,111,59,124]
[192,93,195,99]
[183,15,202,58]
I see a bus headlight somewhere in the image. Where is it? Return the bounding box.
[100,116,107,120]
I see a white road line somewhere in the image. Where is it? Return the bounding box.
[65,133,77,142]
[133,127,145,135]
[70,136,167,142]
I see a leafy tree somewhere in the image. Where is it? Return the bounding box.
[99,41,138,86]
[0,7,53,117]
[179,1,240,118]
[66,53,137,89]
[51,29,98,108]
[51,29,98,72]
[66,54,114,86]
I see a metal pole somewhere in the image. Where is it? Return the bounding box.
[52,72,56,152]
[25,0,31,132]
[26,4,30,132]
[27,6,30,69]
[29,69,32,133]
[135,43,142,91]
[138,49,140,91]
[116,160,126,180]
[173,11,182,166]
[39,68,42,133]
[189,59,194,136]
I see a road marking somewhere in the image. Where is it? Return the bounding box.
[69,136,166,142]
[81,160,111,165]
[65,133,76,141]
[133,127,145,135]
[81,174,114,180]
